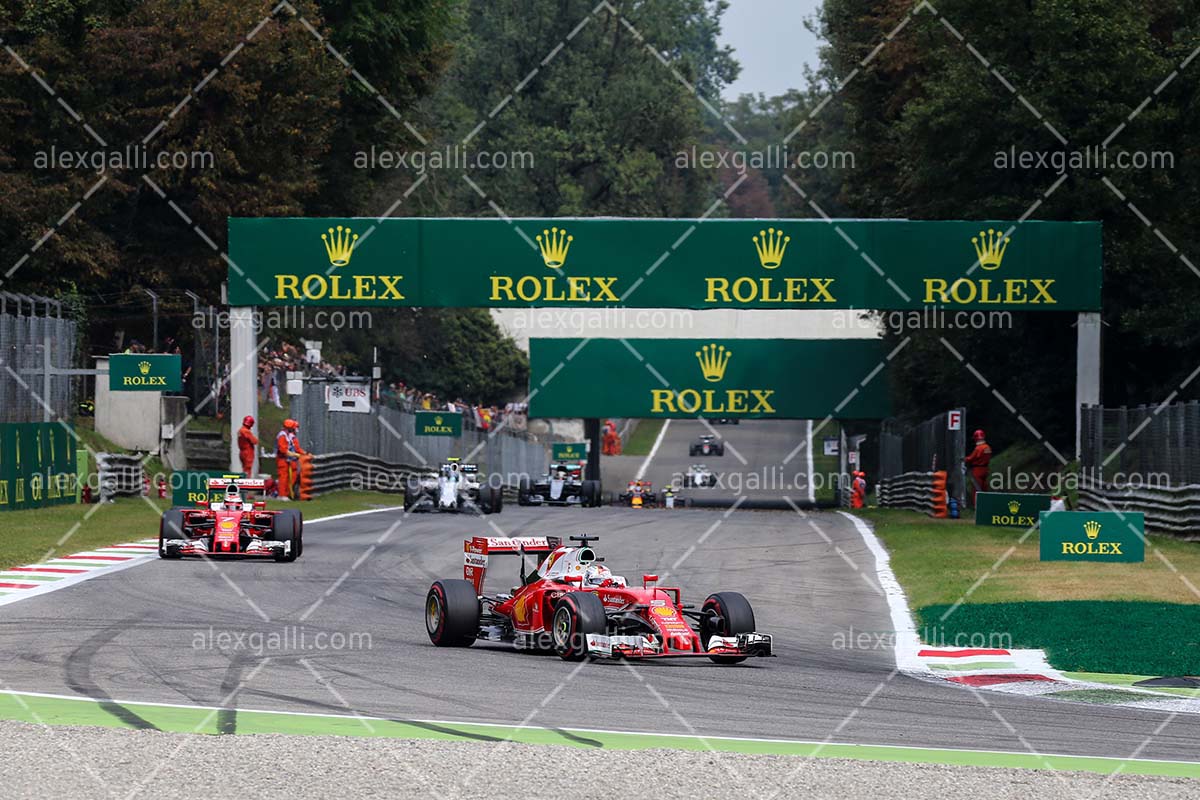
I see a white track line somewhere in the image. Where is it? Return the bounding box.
[806,419,815,504]
[634,419,670,481]
[837,511,923,672]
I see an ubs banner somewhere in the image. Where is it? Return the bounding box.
[227,218,1102,311]
[528,339,892,420]
[0,423,78,511]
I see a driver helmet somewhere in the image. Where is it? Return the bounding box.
[223,484,242,510]
[583,563,624,587]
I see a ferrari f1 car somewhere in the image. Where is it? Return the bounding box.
[683,464,718,487]
[689,434,725,457]
[159,477,302,562]
[405,459,503,514]
[425,535,773,663]
[617,480,657,508]
[517,462,601,507]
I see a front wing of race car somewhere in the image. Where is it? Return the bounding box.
[584,632,773,660]
[161,535,290,557]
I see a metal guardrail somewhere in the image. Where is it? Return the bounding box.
[878,471,937,514]
[97,453,143,502]
[1079,482,1200,538]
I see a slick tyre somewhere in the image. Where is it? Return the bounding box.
[552,592,606,660]
[159,510,185,559]
[277,509,303,558]
[700,591,755,664]
[271,511,299,563]
[517,478,532,506]
[479,485,501,514]
[426,579,480,647]
[581,480,601,508]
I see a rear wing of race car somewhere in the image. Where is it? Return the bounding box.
[463,535,562,594]
[207,476,267,491]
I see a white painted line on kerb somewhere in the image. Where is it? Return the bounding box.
[837,511,924,672]
[805,419,815,504]
[635,419,671,481]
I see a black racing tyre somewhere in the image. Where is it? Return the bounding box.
[552,592,606,660]
[159,510,185,559]
[581,480,601,508]
[700,591,755,664]
[478,485,500,514]
[426,579,480,647]
[689,446,698,456]
[404,480,422,511]
[277,509,303,558]
[517,477,532,506]
[271,511,299,562]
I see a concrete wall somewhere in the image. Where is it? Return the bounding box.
[94,356,163,451]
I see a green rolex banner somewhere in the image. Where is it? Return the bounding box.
[227,218,1102,311]
[1039,511,1145,562]
[109,353,182,392]
[0,422,78,511]
[975,492,1053,527]
[528,338,891,419]
[171,471,236,508]
[415,411,463,437]
[551,442,588,461]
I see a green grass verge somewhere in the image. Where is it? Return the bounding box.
[858,507,1200,675]
[621,419,664,456]
[0,491,401,571]
[1,692,1196,776]
[918,601,1200,676]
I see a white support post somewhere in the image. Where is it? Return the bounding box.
[1076,312,1102,459]
[229,307,259,474]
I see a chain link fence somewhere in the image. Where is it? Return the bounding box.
[879,408,967,501]
[0,307,77,423]
[1080,402,1200,487]
[291,382,549,484]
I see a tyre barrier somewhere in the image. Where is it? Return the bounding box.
[1079,482,1200,539]
[878,471,949,517]
[96,453,143,502]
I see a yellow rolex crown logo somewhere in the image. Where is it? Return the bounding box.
[753,227,790,269]
[1083,519,1101,540]
[695,343,732,383]
[971,228,1010,271]
[1008,500,1020,514]
[138,361,151,375]
[434,415,443,425]
[536,226,572,269]
[321,225,359,267]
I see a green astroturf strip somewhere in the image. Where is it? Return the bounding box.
[1063,672,1200,699]
[0,574,63,582]
[917,601,1200,676]
[1,692,1198,778]
[1048,689,1168,705]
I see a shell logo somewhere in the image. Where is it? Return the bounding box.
[219,519,237,530]
[652,606,676,617]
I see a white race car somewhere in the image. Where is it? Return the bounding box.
[405,459,502,514]
[684,463,718,487]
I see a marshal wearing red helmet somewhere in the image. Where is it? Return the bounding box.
[236,415,258,476]
[963,429,992,508]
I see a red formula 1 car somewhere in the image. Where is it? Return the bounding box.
[158,477,303,562]
[425,535,772,662]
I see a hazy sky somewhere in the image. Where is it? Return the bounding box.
[718,0,822,99]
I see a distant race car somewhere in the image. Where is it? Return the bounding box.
[689,434,725,457]
[159,477,302,562]
[710,418,739,425]
[518,462,601,507]
[405,458,503,514]
[425,534,773,662]
[617,480,657,508]
[683,464,718,487]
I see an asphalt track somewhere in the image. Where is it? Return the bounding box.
[1,501,1198,764]
[603,418,832,505]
